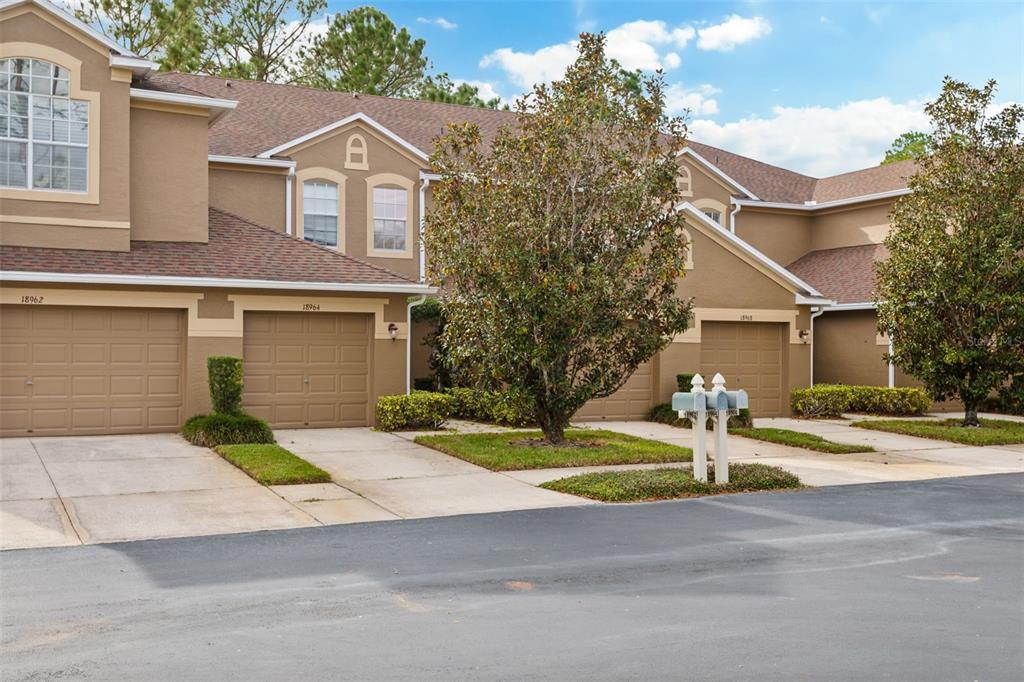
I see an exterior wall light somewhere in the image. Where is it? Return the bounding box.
[798,329,810,341]
[388,323,399,340]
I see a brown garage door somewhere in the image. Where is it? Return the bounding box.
[0,305,185,436]
[700,321,785,416]
[575,360,653,421]
[243,312,371,428]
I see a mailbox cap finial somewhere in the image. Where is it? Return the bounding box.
[712,373,726,389]
[691,374,705,393]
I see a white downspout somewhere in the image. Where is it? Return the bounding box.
[406,295,427,394]
[729,200,742,234]
[418,175,431,283]
[285,166,294,235]
[810,307,825,385]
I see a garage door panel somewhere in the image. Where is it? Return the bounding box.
[0,306,185,436]
[577,361,653,421]
[700,321,785,417]
[243,312,371,428]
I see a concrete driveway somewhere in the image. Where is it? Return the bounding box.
[1,429,585,551]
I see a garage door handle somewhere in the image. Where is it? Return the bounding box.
[25,379,33,386]
[303,377,310,384]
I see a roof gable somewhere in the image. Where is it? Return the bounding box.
[0,0,137,57]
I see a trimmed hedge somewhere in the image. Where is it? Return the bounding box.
[376,391,454,431]
[182,413,275,447]
[791,384,931,418]
[208,356,244,416]
[375,388,535,431]
[676,373,696,392]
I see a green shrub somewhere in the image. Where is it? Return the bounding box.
[676,373,696,392]
[375,391,454,431]
[207,356,244,416]
[182,413,274,447]
[791,384,931,418]
[446,387,534,426]
[648,402,691,428]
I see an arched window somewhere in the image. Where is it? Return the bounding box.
[302,180,339,246]
[0,58,89,191]
[676,165,693,197]
[702,209,722,225]
[680,228,694,270]
[345,134,368,170]
[693,199,727,227]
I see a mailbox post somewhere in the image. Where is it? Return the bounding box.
[672,374,748,484]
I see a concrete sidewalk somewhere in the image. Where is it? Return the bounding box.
[585,418,1024,487]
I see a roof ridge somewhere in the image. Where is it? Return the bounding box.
[816,158,916,181]
[154,71,520,119]
[208,206,417,283]
[688,141,817,181]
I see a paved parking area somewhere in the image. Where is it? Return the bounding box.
[1,430,586,551]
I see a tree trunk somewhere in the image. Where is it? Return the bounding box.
[536,410,568,445]
[962,404,980,427]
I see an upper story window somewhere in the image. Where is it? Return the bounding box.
[702,209,722,225]
[677,165,692,197]
[302,180,339,246]
[345,134,368,170]
[0,58,89,192]
[372,186,407,251]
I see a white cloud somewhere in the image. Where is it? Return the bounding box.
[481,19,694,89]
[665,83,720,116]
[455,79,505,103]
[696,15,772,52]
[689,98,930,176]
[417,16,458,30]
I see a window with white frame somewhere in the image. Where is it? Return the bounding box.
[372,186,407,251]
[302,180,338,246]
[702,209,722,225]
[0,58,89,192]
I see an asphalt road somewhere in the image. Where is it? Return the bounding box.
[2,474,1022,682]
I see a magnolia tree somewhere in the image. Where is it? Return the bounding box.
[876,78,1024,427]
[424,34,692,444]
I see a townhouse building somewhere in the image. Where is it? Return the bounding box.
[0,0,913,436]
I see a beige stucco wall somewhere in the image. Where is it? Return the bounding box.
[410,318,435,384]
[0,8,132,250]
[677,157,734,218]
[734,209,814,267]
[209,165,288,231]
[129,106,209,242]
[813,309,888,386]
[810,201,893,251]
[289,121,424,281]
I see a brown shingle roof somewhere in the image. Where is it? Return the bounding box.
[143,73,913,204]
[786,244,889,304]
[811,159,916,203]
[0,207,416,286]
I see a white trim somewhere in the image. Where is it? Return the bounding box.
[285,167,294,235]
[795,294,836,306]
[109,54,155,77]
[677,147,760,200]
[887,338,896,388]
[0,0,139,57]
[675,202,825,299]
[407,295,427,393]
[0,270,437,294]
[129,88,238,119]
[208,154,295,169]
[257,112,429,162]
[820,301,877,312]
[733,188,912,211]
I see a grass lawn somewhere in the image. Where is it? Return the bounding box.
[214,444,331,485]
[732,427,875,454]
[851,418,1024,446]
[540,463,803,502]
[413,429,692,471]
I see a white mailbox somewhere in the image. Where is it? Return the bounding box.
[671,373,748,484]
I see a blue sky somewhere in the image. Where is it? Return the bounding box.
[327,0,1023,176]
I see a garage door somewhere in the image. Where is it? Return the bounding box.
[575,360,653,421]
[243,312,371,428]
[0,306,185,436]
[700,321,784,416]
